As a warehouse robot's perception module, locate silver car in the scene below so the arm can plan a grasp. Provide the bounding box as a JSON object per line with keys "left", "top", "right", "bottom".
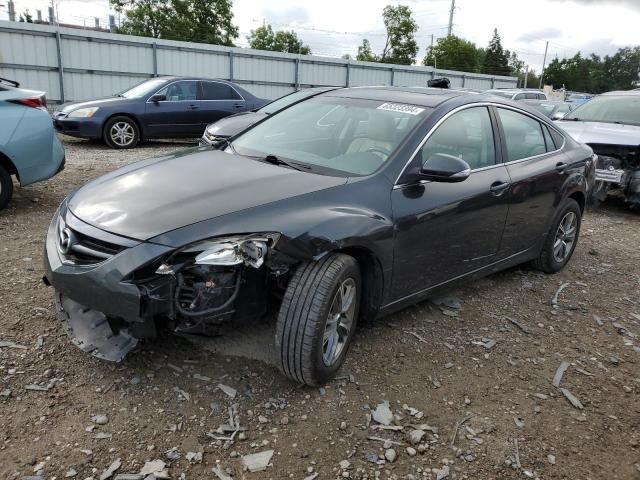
{"left": 556, "top": 90, "right": 640, "bottom": 206}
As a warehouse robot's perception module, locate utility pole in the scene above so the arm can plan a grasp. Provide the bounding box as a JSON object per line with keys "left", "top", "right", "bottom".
{"left": 539, "top": 41, "right": 549, "bottom": 89}
{"left": 523, "top": 65, "right": 529, "bottom": 89}
{"left": 447, "top": 0, "right": 455, "bottom": 37}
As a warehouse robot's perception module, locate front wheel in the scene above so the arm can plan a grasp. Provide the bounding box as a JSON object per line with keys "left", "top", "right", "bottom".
{"left": 0, "top": 165, "right": 14, "bottom": 210}
{"left": 103, "top": 116, "right": 140, "bottom": 149}
{"left": 276, "top": 253, "right": 361, "bottom": 385}
{"left": 532, "top": 198, "right": 582, "bottom": 273}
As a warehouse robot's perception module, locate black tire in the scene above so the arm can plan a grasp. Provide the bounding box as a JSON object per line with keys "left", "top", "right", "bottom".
{"left": 276, "top": 253, "right": 361, "bottom": 386}
{"left": 103, "top": 116, "right": 140, "bottom": 149}
{"left": 532, "top": 198, "right": 582, "bottom": 273}
{"left": 0, "top": 165, "right": 13, "bottom": 210}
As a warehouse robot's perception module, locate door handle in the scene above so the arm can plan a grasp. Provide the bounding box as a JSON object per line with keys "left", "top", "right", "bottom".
{"left": 555, "top": 162, "right": 566, "bottom": 173}
{"left": 490, "top": 181, "right": 510, "bottom": 196}
{"left": 231, "top": 104, "right": 243, "bottom": 109}
{"left": 188, "top": 104, "right": 199, "bottom": 110}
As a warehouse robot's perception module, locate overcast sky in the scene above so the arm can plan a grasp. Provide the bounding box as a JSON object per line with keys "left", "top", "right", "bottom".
{"left": 2, "top": 0, "right": 639, "bottom": 72}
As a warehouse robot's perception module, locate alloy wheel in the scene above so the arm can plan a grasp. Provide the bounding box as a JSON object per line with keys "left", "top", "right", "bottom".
{"left": 553, "top": 211, "right": 577, "bottom": 263}
{"left": 322, "top": 278, "right": 357, "bottom": 366}
{"left": 110, "top": 121, "right": 135, "bottom": 147}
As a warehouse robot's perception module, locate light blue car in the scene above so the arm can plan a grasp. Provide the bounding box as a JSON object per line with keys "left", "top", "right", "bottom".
{"left": 0, "top": 78, "right": 65, "bottom": 209}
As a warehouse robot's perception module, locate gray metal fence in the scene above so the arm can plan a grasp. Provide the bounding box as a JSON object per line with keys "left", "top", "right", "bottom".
{"left": 0, "top": 20, "right": 517, "bottom": 103}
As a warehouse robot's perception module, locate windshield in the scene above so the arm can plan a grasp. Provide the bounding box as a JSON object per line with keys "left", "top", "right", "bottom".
{"left": 118, "top": 79, "right": 168, "bottom": 98}
{"left": 564, "top": 95, "right": 640, "bottom": 125}
{"left": 259, "top": 89, "right": 320, "bottom": 115}
{"left": 232, "top": 96, "right": 429, "bottom": 176}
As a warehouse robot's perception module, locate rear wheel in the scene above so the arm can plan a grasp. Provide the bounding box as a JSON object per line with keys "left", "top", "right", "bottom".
{"left": 0, "top": 165, "right": 13, "bottom": 210}
{"left": 104, "top": 116, "right": 139, "bottom": 149}
{"left": 532, "top": 198, "right": 582, "bottom": 273}
{"left": 276, "top": 253, "right": 360, "bottom": 385}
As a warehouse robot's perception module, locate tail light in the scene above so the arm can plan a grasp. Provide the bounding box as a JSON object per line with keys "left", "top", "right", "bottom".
{"left": 9, "top": 95, "right": 48, "bottom": 112}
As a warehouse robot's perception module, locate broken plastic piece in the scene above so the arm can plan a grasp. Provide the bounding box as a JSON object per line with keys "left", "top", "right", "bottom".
{"left": 55, "top": 292, "right": 138, "bottom": 362}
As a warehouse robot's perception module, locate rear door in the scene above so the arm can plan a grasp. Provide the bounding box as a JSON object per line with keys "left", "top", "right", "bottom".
{"left": 493, "top": 106, "right": 570, "bottom": 257}
{"left": 391, "top": 106, "right": 511, "bottom": 298}
{"left": 199, "top": 81, "right": 246, "bottom": 129}
{"left": 144, "top": 80, "right": 201, "bottom": 137}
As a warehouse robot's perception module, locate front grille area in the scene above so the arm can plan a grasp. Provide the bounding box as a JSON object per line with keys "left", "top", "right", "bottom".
{"left": 57, "top": 216, "right": 127, "bottom": 266}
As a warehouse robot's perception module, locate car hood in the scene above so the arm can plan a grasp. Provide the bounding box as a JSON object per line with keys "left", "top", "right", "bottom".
{"left": 57, "top": 96, "right": 129, "bottom": 113}
{"left": 556, "top": 120, "right": 640, "bottom": 147}
{"left": 205, "top": 112, "right": 266, "bottom": 137}
{"left": 68, "top": 148, "right": 347, "bottom": 240}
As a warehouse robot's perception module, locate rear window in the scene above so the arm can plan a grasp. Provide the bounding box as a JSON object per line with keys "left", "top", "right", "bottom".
{"left": 200, "top": 82, "right": 241, "bottom": 101}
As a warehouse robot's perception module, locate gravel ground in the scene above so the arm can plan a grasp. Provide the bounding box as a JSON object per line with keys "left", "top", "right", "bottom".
{"left": 1, "top": 136, "right": 639, "bottom": 480}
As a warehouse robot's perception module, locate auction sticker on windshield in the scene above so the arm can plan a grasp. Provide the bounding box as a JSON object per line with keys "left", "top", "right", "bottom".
{"left": 377, "top": 103, "right": 425, "bottom": 115}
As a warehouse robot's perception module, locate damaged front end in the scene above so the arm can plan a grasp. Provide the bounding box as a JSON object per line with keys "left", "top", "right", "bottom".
{"left": 146, "top": 233, "right": 288, "bottom": 336}
{"left": 591, "top": 144, "right": 640, "bottom": 206}
{"left": 45, "top": 205, "right": 298, "bottom": 361}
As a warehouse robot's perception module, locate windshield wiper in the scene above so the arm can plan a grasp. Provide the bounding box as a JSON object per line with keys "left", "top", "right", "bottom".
{"left": 262, "top": 154, "right": 312, "bottom": 172}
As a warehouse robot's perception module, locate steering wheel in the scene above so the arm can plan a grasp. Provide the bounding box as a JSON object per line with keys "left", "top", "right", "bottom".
{"left": 365, "top": 146, "right": 392, "bottom": 159}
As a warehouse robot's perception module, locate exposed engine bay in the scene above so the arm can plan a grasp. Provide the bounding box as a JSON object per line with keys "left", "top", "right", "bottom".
{"left": 590, "top": 143, "right": 640, "bottom": 206}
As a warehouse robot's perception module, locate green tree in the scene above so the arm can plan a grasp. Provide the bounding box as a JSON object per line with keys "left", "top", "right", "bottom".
{"left": 506, "top": 50, "right": 525, "bottom": 76}
{"left": 379, "top": 5, "right": 418, "bottom": 65}
{"left": 482, "top": 28, "right": 510, "bottom": 75}
{"left": 110, "top": 0, "right": 238, "bottom": 46}
{"left": 19, "top": 9, "right": 33, "bottom": 22}
{"left": 356, "top": 39, "right": 378, "bottom": 62}
{"left": 422, "top": 35, "right": 478, "bottom": 72}
{"left": 247, "top": 23, "right": 311, "bottom": 54}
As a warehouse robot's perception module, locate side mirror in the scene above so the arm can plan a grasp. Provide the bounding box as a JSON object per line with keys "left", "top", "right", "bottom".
{"left": 420, "top": 153, "right": 471, "bottom": 183}
{"left": 550, "top": 112, "right": 565, "bottom": 120}
{"left": 150, "top": 94, "right": 166, "bottom": 103}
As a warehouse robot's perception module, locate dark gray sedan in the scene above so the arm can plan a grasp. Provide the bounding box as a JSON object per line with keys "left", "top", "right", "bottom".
{"left": 200, "top": 87, "right": 339, "bottom": 147}
{"left": 53, "top": 77, "right": 267, "bottom": 149}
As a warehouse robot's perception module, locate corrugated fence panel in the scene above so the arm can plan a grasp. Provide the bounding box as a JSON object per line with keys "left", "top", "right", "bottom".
{"left": 64, "top": 72, "right": 150, "bottom": 100}
{"left": 158, "top": 48, "right": 229, "bottom": 78}
{"left": 393, "top": 71, "right": 428, "bottom": 87}
{"left": 300, "top": 61, "right": 346, "bottom": 87}
{"left": 233, "top": 55, "right": 294, "bottom": 84}
{"left": 238, "top": 83, "right": 293, "bottom": 100}
{"left": 349, "top": 66, "right": 391, "bottom": 86}
{"left": 0, "top": 29, "right": 57, "bottom": 66}
{"left": 0, "top": 21, "right": 517, "bottom": 102}
{"left": 62, "top": 37, "right": 151, "bottom": 74}
{"left": 464, "top": 76, "right": 493, "bottom": 89}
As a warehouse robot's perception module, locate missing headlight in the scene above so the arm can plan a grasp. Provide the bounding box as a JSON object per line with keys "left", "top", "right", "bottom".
{"left": 175, "top": 265, "right": 241, "bottom": 319}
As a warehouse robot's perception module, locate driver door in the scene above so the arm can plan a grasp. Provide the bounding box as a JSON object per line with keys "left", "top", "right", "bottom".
{"left": 391, "top": 106, "right": 511, "bottom": 299}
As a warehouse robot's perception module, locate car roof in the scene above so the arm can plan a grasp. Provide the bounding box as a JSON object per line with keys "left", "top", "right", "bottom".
{"left": 323, "top": 86, "right": 471, "bottom": 108}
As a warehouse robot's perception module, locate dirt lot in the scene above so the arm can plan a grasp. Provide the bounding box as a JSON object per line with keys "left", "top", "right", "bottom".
{"left": 1, "top": 137, "right": 639, "bottom": 480}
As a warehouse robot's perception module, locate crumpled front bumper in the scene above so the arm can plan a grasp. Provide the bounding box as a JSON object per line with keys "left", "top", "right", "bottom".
{"left": 43, "top": 205, "right": 174, "bottom": 360}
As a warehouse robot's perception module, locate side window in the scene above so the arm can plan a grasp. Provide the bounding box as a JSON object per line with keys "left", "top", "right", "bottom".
{"left": 154, "top": 81, "right": 198, "bottom": 101}
{"left": 537, "top": 94, "right": 546, "bottom": 100}
{"left": 549, "top": 128, "right": 565, "bottom": 149}
{"left": 200, "top": 82, "right": 241, "bottom": 100}
{"left": 497, "top": 108, "right": 548, "bottom": 161}
{"left": 514, "top": 93, "right": 525, "bottom": 100}
{"left": 542, "top": 124, "right": 556, "bottom": 151}
{"left": 525, "top": 93, "right": 537, "bottom": 99}
{"left": 419, "top": 107, "right": 496, "bottom": 170}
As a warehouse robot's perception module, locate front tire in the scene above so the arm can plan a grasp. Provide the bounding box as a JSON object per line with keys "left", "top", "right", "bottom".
{"left": 533, "top": 198, "right": 582, "bottom": 273}
{"left": 276, "top": 253, "right": 361, "bottom": 386}
{"left": 103, "top": 116, "right": 140, "bottom": 149}
{"left": 0, "top": 165, "right": 14, "bottom": 210}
